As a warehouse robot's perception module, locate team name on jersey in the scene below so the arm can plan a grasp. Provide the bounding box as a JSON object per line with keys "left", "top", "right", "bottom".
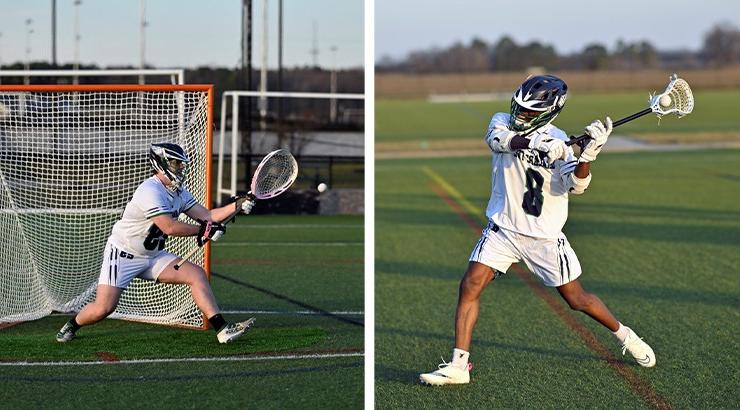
{"left": 515, "top": 149, "right": 556, "bottom": 169}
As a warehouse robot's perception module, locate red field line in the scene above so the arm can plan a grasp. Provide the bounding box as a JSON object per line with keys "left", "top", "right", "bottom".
{"left": 429, "top": 182, "right": 672, "bottom": 410}
{"left": 95, "top": 352, "right": 120, "bottom": 362}
{"left": 0, "top": 322, "right": 21, "bottom": 330}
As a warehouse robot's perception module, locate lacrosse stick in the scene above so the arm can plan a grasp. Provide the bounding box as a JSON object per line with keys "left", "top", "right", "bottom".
{"left": 566, "top": 74, "right": 694, "bottom": 148}
{"left": 174, "top": 149, "right": 299, "bottom": 270}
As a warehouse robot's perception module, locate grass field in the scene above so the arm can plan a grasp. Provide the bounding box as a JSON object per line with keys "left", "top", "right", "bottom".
{"left": 0, "top": 214, "right": 364, "bottom": 409}
{"left": 375, "top": 150, "right": 739, "bottom": 408}
{"left": 376, "top": 90, "right": 740, "bottom": 143}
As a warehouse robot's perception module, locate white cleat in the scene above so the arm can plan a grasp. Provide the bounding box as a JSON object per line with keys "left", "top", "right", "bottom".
{"left": 56, "top": 321, "right": 77, "bottom": 343}
{"left": 419, "top": 359, "right": 471, "bottom": 385}
{"left": 217, "top": 317, "right": 256, "bottom": 344}
{"left": 621, "top": 328, "right": 656, "bottom": 367}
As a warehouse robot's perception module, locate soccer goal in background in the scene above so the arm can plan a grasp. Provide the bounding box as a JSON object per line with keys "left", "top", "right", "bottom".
{"left": 0, "top": 84, "right": 212, "bottom": 329}
{"left": 0, "top": 68, "right": 186, "bottom": 85}
{"left": 216, "top": 90, "right": 365, "bottom": 206}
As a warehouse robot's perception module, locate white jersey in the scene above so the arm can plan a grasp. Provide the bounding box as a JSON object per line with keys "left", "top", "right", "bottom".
{"left": 484, "top": 113, "right": 576, "bottom": 239}
{"left": 109, "top": 176, "right": 197, "bottom": 257}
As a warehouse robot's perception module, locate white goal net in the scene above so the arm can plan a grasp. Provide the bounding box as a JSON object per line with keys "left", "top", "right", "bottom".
{"left": 0, "top": 84, "right": 213, "bottom": 328}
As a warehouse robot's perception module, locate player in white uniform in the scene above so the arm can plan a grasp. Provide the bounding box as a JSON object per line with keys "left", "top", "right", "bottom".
{"left": 56, "top": 143, "right": 257, "bottom": 344}
{"left": 420, "top": 75, "right": 656, "bottom": 385}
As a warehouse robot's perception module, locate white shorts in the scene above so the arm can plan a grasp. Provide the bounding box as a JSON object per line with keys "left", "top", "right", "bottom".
{"left": 98, "top": 240, "right": 179, "bottom": 289}
{"left": 469, "top": 222, "right": 582, "bottom": 287}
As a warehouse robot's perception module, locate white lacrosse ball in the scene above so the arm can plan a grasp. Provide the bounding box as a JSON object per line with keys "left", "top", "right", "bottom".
{"left": 317, "top": 183, "right": 328, "bottom": 193}
{"left": 659, "top": 94, "right": 672, "bottom": 108}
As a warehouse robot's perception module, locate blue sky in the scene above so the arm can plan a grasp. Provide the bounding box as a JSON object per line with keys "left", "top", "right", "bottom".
{"left": 0, "top": 0, "right": 364, "bottom": 69}
{"left": 375, "top": 0, "right": 740, "bottom": 60}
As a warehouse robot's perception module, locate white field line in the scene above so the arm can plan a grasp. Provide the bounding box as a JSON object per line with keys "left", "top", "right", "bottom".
{"left": 220, "top": 310, "right": 364, "bottom": 316}
{"left": 216, "top": 242, "right": 362, "bottom": 247}
{"left": 0, "top": 352, "right": 364, "bottom": 367}
{"left": 228, "top": 224, "right": 362, "bottom": 229}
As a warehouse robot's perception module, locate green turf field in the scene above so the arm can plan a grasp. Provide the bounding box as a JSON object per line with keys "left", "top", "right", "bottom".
{"left": 375, "top": 150, "right": 739, "bottom": 408}
{"left": 376, "top": 90, "right": 740, "bottom": 142}
{"left": 0, "top": 214, "right": 364, "bottom": 409}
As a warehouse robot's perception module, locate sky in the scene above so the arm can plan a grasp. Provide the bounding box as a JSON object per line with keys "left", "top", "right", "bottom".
{"left": 375, "top": 0, "right": 740, "bottom": 60}
{"left": 0, "top": 0, "right": 364, "bottom": 69}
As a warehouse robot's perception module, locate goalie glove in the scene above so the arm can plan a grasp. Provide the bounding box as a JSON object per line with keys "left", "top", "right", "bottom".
{"left": 197, "top": 220, "right": 226, "bottom": 246}
{"left": 579, "top": 117, "right": 612, "bottom": 163}
{"left": 233, "top": 195, "right": 256, "bottom": 215}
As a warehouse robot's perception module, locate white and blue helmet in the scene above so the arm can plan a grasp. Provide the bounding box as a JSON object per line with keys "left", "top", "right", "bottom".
{"left": 148, "top": 143, "right": 190, "bottom": 190}
{"left": 510, "top": 75, "right": 568, "bottom": 133}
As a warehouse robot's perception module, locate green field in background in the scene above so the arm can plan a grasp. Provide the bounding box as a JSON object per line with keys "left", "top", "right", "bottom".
{"left": 375, "top": 150, "right": 739, "bottom": 408}
{"left": 376, "top": 90, "right": 740, "bottom": 142}
{"left": 0, "top": 214, "right": 364, "bottom": 409}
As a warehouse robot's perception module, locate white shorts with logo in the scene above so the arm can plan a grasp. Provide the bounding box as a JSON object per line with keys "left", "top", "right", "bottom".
{"left": 469, "top": 221, "right": 582, "bottom": 287}
{"left": 98, "top": 239, "right": 179, "bottom": 289}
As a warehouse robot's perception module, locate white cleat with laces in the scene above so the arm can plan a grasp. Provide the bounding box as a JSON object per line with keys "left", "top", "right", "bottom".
{"left": 419, "top": 359, "right": 471, "bottom": 385}
{"left": 216, "top": 317, "right": 256, "bottom": 344}
{"left": 621, "top": 327, "right": 656, "bottom": 367}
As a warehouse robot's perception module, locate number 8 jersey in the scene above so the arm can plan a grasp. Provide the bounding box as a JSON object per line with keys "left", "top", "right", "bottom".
{"left": 109, "top": 176, "right": 198, "bottom": 257}
{"left": 484, "top": 113, "right": 576, "bottom": 239}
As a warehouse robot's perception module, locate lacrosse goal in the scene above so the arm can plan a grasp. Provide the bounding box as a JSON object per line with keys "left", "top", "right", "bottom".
{"left": 0, "top": 84, "right": 213, "bottom": 329}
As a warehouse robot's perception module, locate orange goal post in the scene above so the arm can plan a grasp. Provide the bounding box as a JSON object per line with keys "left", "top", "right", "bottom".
{"left": 0, "top": 84, "right": 213, "bottom": 329}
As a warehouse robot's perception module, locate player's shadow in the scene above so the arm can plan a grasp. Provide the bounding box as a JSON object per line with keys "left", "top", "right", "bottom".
{"left": 567, "top": 202, "right": 739, "bottom": 246}
{"left": 375, "top": 326, "right": 600, "bottom": 385}
{"left": 584, "top": 278, "right": 740, "bottom": 309}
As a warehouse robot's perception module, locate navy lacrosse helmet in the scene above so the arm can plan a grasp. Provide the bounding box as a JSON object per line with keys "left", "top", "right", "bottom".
{"left": 509, "top": 75, "right": 568, "bottom": 133}
{"left": 149, "top": 142, "right": 190, "bottom": 190}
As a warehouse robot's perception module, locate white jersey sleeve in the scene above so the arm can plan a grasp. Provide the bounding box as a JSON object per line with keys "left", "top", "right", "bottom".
{"left": 484, "top": 113, "right": 519, "bottom": 153}
{"left": 485, "top": 121, "right": 577, "bottom": 239}
{"left": 109, "top": 176, "right": 196, "bottom": 257}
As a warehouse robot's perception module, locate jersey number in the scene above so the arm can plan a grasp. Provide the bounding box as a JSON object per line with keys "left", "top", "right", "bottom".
{"left": 143, "top": 225, "right": 168, "bottom": 251}
{"left": 522, "top": 169, "right": 545, "bottom": 217}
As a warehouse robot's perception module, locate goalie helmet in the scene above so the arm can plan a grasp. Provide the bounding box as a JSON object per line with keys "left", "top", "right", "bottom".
{"left": 149, "top": 143, "right": 190, "bottom": 190}
{"left": 509, "top": 75, "right": 568, "bottom": 133}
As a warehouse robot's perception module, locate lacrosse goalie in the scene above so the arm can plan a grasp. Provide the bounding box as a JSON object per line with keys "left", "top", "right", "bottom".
{"left": 420, "top": 75, "right": 656, "bottom": 386}
{"left": 56, "top": 143, "right": 256, "bottom": 344}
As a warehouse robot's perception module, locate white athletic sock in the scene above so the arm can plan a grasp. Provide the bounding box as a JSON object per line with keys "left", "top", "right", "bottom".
{"left": 613, "top": 323, "right": 631, "bottom": 344}
{"left": 451, "top": 348, "right": 469, "bottom": 370}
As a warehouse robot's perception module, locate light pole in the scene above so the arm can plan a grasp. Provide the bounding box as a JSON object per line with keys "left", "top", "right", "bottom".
{"left": 139, "top": 0, "right": 147, "bottom": 84}
{"left": 330, "top": 46, "right": 338, "bottom": 123}
{"left": 0, "top": 32, "right": 3, "bottom": 68}
{"left": 258, "top": 0, "right": 268, "bottom": 130}
{"left": 73, "top": 0, "right": 82, "bottom": 84}
{"left": 25, "top": 19, "right": 34, "bottom": 85}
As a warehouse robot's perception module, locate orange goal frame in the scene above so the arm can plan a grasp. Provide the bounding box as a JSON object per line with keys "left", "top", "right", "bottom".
{"left": 0, "top": 84, "right": 215, "bottom": 329}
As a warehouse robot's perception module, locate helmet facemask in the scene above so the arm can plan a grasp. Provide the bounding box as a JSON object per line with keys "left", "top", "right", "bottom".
{"left": 509, "top": 75, "right": 568, "bottom": 134}
{"left": 149, "top": 143, "right": 190, "bottom": 191}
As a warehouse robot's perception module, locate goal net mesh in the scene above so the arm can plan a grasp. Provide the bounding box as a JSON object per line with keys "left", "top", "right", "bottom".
{"left": 0, "top": 86, "right": 211, "bottom": 328}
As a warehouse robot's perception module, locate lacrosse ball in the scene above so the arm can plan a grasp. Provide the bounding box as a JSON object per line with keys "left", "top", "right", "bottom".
{"left": 659, "top": 94, "right": 672, "bottom": 108}
{"left": 317, "top": 183, "right": 328, "bottom": 193}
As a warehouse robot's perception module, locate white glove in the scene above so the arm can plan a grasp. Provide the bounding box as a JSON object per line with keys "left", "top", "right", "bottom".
{"left": 528, "top": 133, "right": 567, "bottom": 163}
{"left": 234, "top": 195, "right": 256, "bottom": 215}
{"left": 579, "top": 117, "right": 612, "bottom": 162}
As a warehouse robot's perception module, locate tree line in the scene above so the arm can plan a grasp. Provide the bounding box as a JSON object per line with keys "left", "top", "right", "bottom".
{"left": 377, "top": 23, "right": 740, "bottom": 73}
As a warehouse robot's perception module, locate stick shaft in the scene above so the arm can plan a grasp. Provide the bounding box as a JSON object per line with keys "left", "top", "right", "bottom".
{"left": 173, "top": 209, "right": 240, "bottom": 271}
{"left": 566, "top": 107, "right": 653, "bottom": 146}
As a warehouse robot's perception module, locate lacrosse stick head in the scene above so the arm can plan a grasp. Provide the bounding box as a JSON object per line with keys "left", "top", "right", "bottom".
{"left": 648, "top": 74, "right": 694, "bottom": 118}
{"left": 250, "top": 149, "right": 299, "bottom": 200}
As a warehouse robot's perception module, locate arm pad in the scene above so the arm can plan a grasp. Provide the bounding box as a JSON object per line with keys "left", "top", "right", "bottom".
{"left": 484, "top": 113, "right": 518, "bottom": 153}
{"left": 567, "top": 172, "right": 592, "bottom": 195}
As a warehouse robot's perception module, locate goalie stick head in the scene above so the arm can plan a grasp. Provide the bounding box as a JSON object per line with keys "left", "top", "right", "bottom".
{"left": 149, "top": 142, "right": 190, "bottom": 191}
{"left": 510, "top": 75, "right": 568, "bottom": 134}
